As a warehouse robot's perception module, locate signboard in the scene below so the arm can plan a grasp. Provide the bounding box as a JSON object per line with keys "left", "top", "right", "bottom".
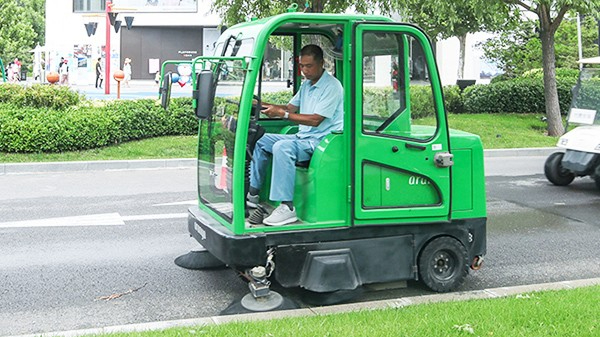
{"left": 568, "top": 108, "right": 597, "bottom": 125}
{"left": 112, "top": 0, "right": 197, "bottom": 12}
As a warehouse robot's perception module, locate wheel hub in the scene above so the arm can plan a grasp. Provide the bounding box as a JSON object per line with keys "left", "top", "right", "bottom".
{"left": 432, "top": 251, "right": 455, "bottom": 279}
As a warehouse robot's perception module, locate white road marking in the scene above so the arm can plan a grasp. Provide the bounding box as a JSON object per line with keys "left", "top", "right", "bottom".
{"left": 122, "top": 213, "right": 188, "bottom": 221}
{"left": 0, "top": 213, "right": 124, "bottom": 229}
{"left": 153, "top": 200, "right": 197, "bottom": 206}
{"left": 0, "top": 212, "right": 189, "bottom": 229}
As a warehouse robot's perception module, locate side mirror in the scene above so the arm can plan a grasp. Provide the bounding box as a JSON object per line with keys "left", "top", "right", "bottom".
{"left": 160, "top": 72, "right": 173, "bottom": 110}
{"left": 194, "top": 70, "right": 215, "bottom": 119}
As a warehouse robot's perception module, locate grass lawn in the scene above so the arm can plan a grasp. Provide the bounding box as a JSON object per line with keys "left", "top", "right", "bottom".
{"left": 99, "top": 285, "right": 599, "bottom": 337}
{"left": 0, "top": 113, "right": 559, "bottom": 163}
{"left": 0, "top": 135, "right": 198, "bottom": 163}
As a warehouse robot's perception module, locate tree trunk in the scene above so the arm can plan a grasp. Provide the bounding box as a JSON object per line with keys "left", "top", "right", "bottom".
{"left": 457, "top": 33, "right": 466, "bottom": 79}
{"left": 539, "top": 28, "right": 565, "bottom": 136}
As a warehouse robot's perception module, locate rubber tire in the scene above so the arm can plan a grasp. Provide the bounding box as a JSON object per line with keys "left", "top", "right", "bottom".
{"left": 544, "top": 152, "right": 575, "bottom": 186}
{"left": 418, "top": 237, "right": 469, "bottom": 293}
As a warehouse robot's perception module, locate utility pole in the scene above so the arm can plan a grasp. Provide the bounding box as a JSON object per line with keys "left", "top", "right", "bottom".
{"left": 105, "top": 0, "right": 112, "bottom": 95}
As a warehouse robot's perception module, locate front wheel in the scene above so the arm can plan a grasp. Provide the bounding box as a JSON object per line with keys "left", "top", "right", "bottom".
{"left": 418, "top": 237, "right": 469, "bottom": 292}
{"left": 544, "top": 152, "right": 575, "bottom": 186}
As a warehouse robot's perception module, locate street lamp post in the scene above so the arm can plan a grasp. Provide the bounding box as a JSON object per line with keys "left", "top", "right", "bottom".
{"left": 105, "top": 0, "right": 112, "bottom": 95}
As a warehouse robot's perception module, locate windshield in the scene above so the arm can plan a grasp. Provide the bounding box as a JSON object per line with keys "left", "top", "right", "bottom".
{"left": 197, "top": 38, "right": 255, "bottom": 222}
{"left": 570, "top": 67, "right": 600, "bottom": 126}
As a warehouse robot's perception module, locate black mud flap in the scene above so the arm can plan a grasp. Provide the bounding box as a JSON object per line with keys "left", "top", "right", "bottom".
{"left": 300, "top": 249, "right": 360, "bottom": 292}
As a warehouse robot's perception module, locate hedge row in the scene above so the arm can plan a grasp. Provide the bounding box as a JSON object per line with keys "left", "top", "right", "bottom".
{"left": 0, "top": 71, "right": 589, "bottom": 153}
{"left": 0, "top": 97, "right": 196, "bottom": 153}
{"left": 0, "top": 84, "right": 83, "bottom": 110}
{"left": 462, "top": 78, "right": 574, "bottom": 114}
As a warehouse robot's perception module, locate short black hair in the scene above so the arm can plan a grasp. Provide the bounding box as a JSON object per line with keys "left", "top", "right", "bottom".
{"left": 300, "top": 44, "right": 324, "bottom": 63}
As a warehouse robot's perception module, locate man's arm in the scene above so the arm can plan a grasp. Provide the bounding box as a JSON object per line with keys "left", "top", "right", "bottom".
{"left": 261, "top": 103, "right": 325, "bottom": 127}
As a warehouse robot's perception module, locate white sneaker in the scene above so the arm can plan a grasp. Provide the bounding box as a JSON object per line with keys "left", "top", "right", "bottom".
{"left": 246, "top": 193, "right": 259, "bottom": 208}
{"left": 263, "top": 204, "right": 297, "bottom": 226}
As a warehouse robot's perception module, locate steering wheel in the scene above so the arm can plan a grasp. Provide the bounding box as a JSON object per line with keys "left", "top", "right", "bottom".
{"left": 252, "top": 94, "right": 263, "bottom": 120}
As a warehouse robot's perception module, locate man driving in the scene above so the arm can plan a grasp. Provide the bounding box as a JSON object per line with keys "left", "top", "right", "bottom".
{"left": 247, "top": 44, "right": 344, "bottom": 226}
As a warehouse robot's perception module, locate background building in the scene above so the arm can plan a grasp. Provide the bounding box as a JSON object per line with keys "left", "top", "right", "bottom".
{"left": 45, "top": 0, "right": 221, "bottom": 85}
{"left": 45, "top": 2, "right": 489, "bottom": 87}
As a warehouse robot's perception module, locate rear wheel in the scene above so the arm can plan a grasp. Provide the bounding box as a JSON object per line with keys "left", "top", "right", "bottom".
{"left": 418, "top": 237, "right": 468, "bottom": 292}
{"left": 544, "top": 152, "right": 575, "bottom": 186}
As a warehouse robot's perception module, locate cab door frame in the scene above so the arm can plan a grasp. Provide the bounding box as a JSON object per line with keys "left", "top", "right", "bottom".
{"left": 351, "top": 22, "right": 452, "bottom": 225}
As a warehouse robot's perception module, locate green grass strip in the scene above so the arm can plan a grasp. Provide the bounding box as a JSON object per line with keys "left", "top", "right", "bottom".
{"left": 103, "top": 286, "right": 599, "bottom": 337}
{"left": 0, "top": 135, "right": 198, "bottom": 163}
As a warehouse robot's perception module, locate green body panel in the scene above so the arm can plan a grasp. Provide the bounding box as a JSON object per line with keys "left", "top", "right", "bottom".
{"left": 362, "top": 163, "right": 440, "bottom": 207}
{"left": 294, "top": 133, "right": 346, "bottom": 224}
{"left": 449, "top": 129, "right": 487, "bottom": 219}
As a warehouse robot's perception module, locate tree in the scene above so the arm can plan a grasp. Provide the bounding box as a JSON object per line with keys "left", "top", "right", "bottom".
{"left": 21, "top": 0, "right": 46, "bottom": 47}
{"left": 0, "top": 0, "right": 42, "bottom": 70}
{"left": 495, "top": 0, "right": 600, "bottom": 136}
{"left": 396, "top": 0, "right": 509, "bottom": 79}
{"left": 212, "top": 0, "right": 399, "bottom": 26}
{"left": 481, "top": 15, "right": 599, "bottom": 76}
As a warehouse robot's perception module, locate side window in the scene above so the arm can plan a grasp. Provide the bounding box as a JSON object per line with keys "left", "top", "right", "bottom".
{"left": 361, "top": 32, "right": 438, "bottom": 141}
{"left": 256, "top": 35, "right": 295, "bottom": 111}
{"left": 302, "top": 34, "right": 337, "bottom": 77}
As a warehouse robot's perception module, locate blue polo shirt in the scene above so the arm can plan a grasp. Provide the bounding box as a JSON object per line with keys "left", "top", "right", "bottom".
{"left": 289, "top": 70, "right": 344, "bottom": 140}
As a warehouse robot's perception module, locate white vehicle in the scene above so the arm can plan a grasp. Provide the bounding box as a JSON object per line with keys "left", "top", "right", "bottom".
{"left": 544, "top": 57, "right": 600, "bottom": 190}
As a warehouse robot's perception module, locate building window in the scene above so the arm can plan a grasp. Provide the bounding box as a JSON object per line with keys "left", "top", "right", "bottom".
{"left": 73, "top": 0, "right": 106, "bottom": 13}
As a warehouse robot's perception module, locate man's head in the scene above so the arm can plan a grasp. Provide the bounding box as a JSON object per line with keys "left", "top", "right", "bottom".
{"left": 299, "top": 44, "right": 324, "bottom": 83}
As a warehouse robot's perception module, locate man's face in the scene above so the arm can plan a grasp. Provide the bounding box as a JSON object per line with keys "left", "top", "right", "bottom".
{"left": 298, "top": 55, "right": 323, "bottom": 82}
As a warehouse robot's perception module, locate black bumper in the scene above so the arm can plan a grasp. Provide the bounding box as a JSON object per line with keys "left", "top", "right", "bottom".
{"left": 188, "top": 206, "right": 486, "bottom": 269}
{"left": 187, "top": 206, "right": 267, "bottom": 267}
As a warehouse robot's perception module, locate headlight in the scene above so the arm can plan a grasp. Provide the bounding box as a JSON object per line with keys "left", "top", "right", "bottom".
{"left": 559, "top": 138, "right": 568, "bottom": 146}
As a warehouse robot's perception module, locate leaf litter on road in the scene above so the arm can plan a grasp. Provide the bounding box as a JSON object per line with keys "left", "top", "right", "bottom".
{"left": 95, "top": 283, "right": 148, "bottom": 301}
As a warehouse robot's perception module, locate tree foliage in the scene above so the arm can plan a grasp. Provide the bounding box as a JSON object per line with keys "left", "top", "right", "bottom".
{"left": 396, "top": 0, "right": 510, "bottom": 78}
{"left": 493, "top": 0, "right": 600, "bottom": 136}
{"left": 481, "top": 15, "right": 599, "bottom": 76}
{"left": 212, "top": 0, "right": 399, "bottom": 26}
{"left": 0, "top": 0, "right": 44, "bottom": 69}
{"left": 397, "top": 0, "right": 508, "bottom": 41}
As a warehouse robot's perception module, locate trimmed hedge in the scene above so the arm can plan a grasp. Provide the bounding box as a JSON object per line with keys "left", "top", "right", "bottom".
{"left": 0, "top": 95, "right": 197, "bottom": 153}
{"left": 0, "top": 83, "right": 83, "bottom": 110}
{"left": 463, "top": 78, "right": 573, "bottom": 114}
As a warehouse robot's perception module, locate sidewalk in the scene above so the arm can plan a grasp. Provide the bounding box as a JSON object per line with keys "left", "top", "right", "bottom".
{"left": 0, "top": 147, "right": 560, "bottom": 175}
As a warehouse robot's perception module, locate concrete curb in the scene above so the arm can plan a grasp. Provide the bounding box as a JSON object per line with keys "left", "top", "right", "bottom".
{"left": 9, "top": 277, "right": 600, "bottom": 337}
{"left": 483, "top": 147, "right": 561, "bottom": 158}
{"left": 0, "top": 158, "right": 196, "bottom": 175}
{"left": 0, "top": 148, "right": 561, "bottom": 175}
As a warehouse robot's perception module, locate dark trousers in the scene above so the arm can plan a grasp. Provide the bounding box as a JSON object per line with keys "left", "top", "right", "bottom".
{"left": 95, "top": 74, "right": 103, "bottom": 88}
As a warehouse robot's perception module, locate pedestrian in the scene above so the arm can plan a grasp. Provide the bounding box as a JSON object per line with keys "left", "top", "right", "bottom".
{"left": 95, "top": 57, "right": 103, "bottom": 89}
{"left": 6, "top": 61, "right": 14, "bottom": 83}
{"left": 12, "top": 58, "right": 21, "bottom": 82}
{"left": 123, "top": 57, "right": 132, "bottom": 87}
{"left": 154, "top": 71, "right": 161, "bottom": 86}
{"left": 59, "top": 58, "right": 69, "bottom": 85}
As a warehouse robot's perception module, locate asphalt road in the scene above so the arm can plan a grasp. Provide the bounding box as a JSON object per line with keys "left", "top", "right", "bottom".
{"left": 1, "top": 155, "right": 599, "bottom": 335}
